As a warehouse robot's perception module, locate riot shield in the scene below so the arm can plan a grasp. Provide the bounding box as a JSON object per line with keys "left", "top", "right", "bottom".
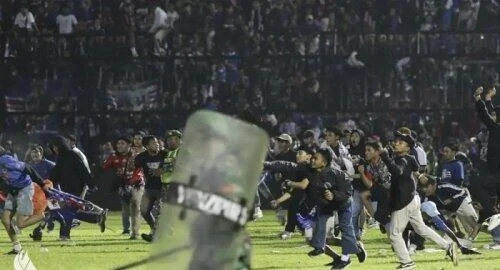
{"left": 150, "top": 110, "right": 268, "bottom": 270}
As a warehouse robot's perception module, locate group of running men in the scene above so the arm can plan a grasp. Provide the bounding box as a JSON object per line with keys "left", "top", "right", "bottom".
{"left": 258, "top": 86, "right": 500, "bottom": 270}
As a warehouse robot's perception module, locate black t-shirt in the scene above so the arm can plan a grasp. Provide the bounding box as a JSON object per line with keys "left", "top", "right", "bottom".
{"left": 135, "top": 150, "right": 167, "bottom": 190}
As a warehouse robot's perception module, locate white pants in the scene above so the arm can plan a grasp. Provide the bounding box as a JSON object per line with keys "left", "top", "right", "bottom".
{"left": 390, "top": 195, "right": 450, "bottom": 264}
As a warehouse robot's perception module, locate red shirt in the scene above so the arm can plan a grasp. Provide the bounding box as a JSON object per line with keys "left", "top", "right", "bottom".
{"left": 102, "top": 151, "right": 144, "bottom": 186}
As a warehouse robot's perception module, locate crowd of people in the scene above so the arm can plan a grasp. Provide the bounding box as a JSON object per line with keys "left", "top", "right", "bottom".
{"left": 0, "top": 84, "right": 499, "bottom": 270}
{"left": 1, "top": 0, "right": 499, "bottom": 58}
{"left": 0, "top": 129, "right": 182, "bottom": 253}
{"left": 1, "top": 1, "right": 500, "bottom": 268}
{"left": 255, "top": 85, "right": 500, "bottom": 269}
{"left": 2, "top": 1, "right": 499, "bottom": 154}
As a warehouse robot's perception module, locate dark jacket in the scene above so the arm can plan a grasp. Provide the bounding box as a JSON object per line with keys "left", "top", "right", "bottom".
{"left": 49, "top": 136, "right": 92, "bottom": 195}
{"left": 381, "top": 153, "right": 419, "bottom": 211}
{"left": 305, "top": 167, "right": 352, "bottom": 214}
{"left": 476, "top": 99, "right": 500, "bottom": 174}
{"left": 265, "top": 150, "right": 297, "bottom": 197}
{"left": 263, "top": 160, "right": 309, "bottom": 180}
{"left": 263, "top": 160, "right": 310, "bottom": 201}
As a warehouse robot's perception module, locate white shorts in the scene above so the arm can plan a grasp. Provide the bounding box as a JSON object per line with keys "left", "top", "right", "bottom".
{"left": 4, "top": 183, "right": 35, "bottom": 216}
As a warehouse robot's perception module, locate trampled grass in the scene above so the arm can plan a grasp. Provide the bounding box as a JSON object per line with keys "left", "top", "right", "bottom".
{"left": 0, "top": 211, "right": 499, "bottom": 269}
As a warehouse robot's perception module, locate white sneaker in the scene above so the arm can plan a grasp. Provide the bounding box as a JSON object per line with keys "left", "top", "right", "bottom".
{"left": 280, "top": 231, "right": 292, "bottom": 240}
{"left": 253, "top": 207, "right": 263, "bottom": 220}
{"left": 396, "top": 261, "right": 416, "bottom": 269}
{"left": 483, "top": 242, "right": 500, "bottom": 250}
{"left": 367, "top": 217, "right": 379, "bottom": 228}
{"left": 487, "top": 214, "right": 500, "bottom": 231}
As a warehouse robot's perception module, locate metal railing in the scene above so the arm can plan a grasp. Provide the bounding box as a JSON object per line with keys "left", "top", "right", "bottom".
{"left": 1, "top": 31, "right": 499, "bottom": 61}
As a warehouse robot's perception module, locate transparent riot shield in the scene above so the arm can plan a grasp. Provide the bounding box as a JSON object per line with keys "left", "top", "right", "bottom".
{"left": 150, "top": 110, "right": 268, "bottom": 270}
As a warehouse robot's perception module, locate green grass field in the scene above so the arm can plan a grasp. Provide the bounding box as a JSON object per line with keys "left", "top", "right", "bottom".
{"left": 1, "top": 211, "right": 500, "bottom": 270}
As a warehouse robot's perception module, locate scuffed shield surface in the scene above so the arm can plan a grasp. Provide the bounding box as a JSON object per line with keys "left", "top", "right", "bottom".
{"left": 151, "top": 110, "right": 268, "bottom": 270}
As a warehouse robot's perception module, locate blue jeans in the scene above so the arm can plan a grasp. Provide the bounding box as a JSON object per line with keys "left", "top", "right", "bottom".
{"left": 338, "top": 201, "right": 360, "bottom": 255}
{"left": 351, "top": 190, "right": 364, "bottom": 239}
{"left": 492, "top": 226, "right": 500, "bottom": 243}
{"left": 311, "top": 202, "right": 359, "bottom": 255}
{"left": 311, "top": 213, "right": 331, "bottom": 250}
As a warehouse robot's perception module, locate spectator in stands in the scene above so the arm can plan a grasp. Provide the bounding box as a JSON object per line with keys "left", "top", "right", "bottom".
{"left": 56, "top": 5, "right": 77, "bottom": 35}
{"left": 248, "top": 0, "right": 263, "bottom": 34}
{"left": 149, "top": 3, "right": 168, "bottom": 56}
{"left": 56, "top": 5, "right": 77, "bottom": 55}
{"left": 14, "top": 5, "right": 38, "bottom": 34}
{"left": 119, "top": 0, "right": 138, "bottom": 57}
{"left": 165, "top": 4, "right": 179, "bottom": 29}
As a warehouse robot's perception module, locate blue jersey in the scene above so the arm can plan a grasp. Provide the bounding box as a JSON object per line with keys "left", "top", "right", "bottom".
{"left": 440, "top": 160, "right": 464, "bottom": 186}
{"left": 31, "top": 159, "right": 56, "bottom": 180}
{"left": 0, "top": 154, "right": 32, "bottom": 190}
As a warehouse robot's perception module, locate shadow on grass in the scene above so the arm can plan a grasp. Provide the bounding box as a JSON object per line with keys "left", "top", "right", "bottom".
{"left": 253, "top": 267, "right": 295, "bottom": 270}
{"left": 40, "top": 240, "right": 148, "bottom": 247}
{"left": 68, "top": 249, "right": 149, "bottom": 254}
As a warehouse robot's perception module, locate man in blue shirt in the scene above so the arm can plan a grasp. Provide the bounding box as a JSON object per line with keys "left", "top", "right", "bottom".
{"left": 0, "top": 146, "right": 47, "bottom": 254}
{"left": 29, "top": 146, "right": 55, "bottom": 180}
{"left": 441, "top": 142, "right": 465, "bottom": 187}
{"left": 421, "top": 176, "right": 480, "bottom": 245}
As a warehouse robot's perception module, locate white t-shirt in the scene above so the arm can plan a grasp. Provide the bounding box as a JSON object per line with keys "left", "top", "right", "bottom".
{"left": 14, "top": 12, "right": 36, "bottom": 29}
{"left": 150, "top": 7, "right": 168, "bottom": 33}
{"left": 56, "top": 14, "right": 78, "bottom": 34}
